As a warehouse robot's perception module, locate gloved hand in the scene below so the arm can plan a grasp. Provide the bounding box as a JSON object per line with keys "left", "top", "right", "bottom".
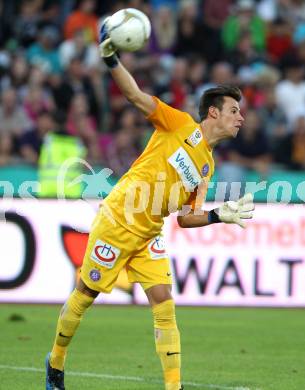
{"left": 218, "top": 193, "right": 254, "bottom": 228}
{"left": 208, "top": 193, "right": 254, "bottom": 228}
{"left": 99, "top": 17, "right": 119, "bottom": 68}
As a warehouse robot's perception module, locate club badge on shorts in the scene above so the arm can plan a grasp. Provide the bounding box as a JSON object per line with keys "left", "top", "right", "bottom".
{"left": 148, "top": 235, "right": 168, "bottom": 260}
{"left": 90, "top": 239, "right": 121, "bottom": 269}
{"left": 89, "top": 269, "right": 101, "bottom": 282}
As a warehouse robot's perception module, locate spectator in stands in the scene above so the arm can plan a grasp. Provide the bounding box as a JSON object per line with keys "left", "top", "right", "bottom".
{"left": 202, "top": 0, "right": 233, "bottom": 31}
{"left": 23, "top": 65, "right": 55, "bottom": 107}
{"left": 201, "top": 0, "right": 233, "bottom": 62}
{"left": 187, "top": 56, "right": 207, "bottom": 95}
{"left": 278, "top": 0, "right": 305, "bottom": 25}
{"left": 222, "top": 0, "right": 266, "bottom": 53}
{"left": 40, "top": 0, "right": 62, "bottom": 30}
{"left": 281, "top": 33, "right": 305, "bottom": 67}
{"left": 27, "top": 65, "right": 48, "bottom": 88}
{"left": 26, "top": 25, "right": 62, "bottom": 75}
{"left": 69, "top": 113, "right": 100, "bottom": 164}
{"left": 105, "top": 127, "right": 140, "bottom": 177}
{"left": 59, "top": 28, "right": 100, "bottom": 71}
{"left": 207, "top": 61, "right": 235, "bottom": 88}
{"left": 274, "top": 115, "right": 305, "bottom": 170}
{"left": 182, "top": 94, "right": 198, "bottom": 120}
{"left": 240, "top": 64, "right": 280, "bottom": 109}
{"left": 295, "top": 39, "right": 305, "bottom": 63}
{"left": 195, "top": 62, "right": 235, "bottom": 102}
{"left": 152, "top": 56, "right": 188, "bottom": 109}
{"left": 0, "top": 87, "right": 32, "bottom": 142}
{"left": 149, "top": 5, "right": 177, "bottom": 54}
{"left": 275, "top": 58, "right": 305, "bottom": 125}
{"left": 217, "top": 109, "right": 272, "bottom": 199}
{"left": 0, "top": 132, "right": 14, "bottom": 165}
{"left": 257, "top": 86, "right": 288, "bottom": 144}
{"left": 23, "top": 84, "right": 55, "bottom": 123}
{"left": 128, "top": 102, "right": 154, "bottom": 151}
{"left": 50, "top": 56, "right": 99, "bottom": 122}
{"left": 175, "top": 0, "right": 213, "bottom": 60}
{"left": 19, "top": 109, "right": 55, "bottom": 164}
{"left": 266, "top": 17, "right": 293, "bottom": 64}
{"left": 100, "top": 105, "right": 142, "bottom": 175}
{"left": 117, "top": 106, "right": 139, "bottom": 132}
{"left": 13, "top": 0, "right": 42, "bottom": 48}
{"left": 0, "top": 1, "right": 12, "bottom": 47}
{"left": 167, "top": 57, "right": 189, "bottom": 109}
{"left": 1, "top": 55, "right": 29, "bottom": 99}
{"left": 66, "top": 92, "right": 99, "bottom": 163}
{"left": 37, "top": 110, "right": 86, "bottom": 198}
{"left": 64, "top": 0, "right": 98, "bottom": 43}
{"left": 66, "top": 92, "right": 97, "bottom": 135}
{"left": 226, "top": 31, "right": 266, "bottom": 72}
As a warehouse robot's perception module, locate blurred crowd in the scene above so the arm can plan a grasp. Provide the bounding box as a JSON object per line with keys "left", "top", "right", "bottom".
{"left": 0, "top": 0, "right": 305, "bottom": 180}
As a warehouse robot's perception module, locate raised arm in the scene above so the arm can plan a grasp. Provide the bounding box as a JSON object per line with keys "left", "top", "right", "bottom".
{"left": 110, "top": 62, "right": 156, "bottom": 116}
{"left": 99, "top": 20, "right": 156, "bottom": 117}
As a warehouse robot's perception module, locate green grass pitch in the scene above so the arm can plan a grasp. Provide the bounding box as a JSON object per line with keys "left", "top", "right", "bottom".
{"left": 0, "top": 304, "right": 304, "bottom": 390}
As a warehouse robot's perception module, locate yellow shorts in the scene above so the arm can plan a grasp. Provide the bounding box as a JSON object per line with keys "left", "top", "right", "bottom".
{"left": 80, "top": 211, "right": 172, "bottom": 293}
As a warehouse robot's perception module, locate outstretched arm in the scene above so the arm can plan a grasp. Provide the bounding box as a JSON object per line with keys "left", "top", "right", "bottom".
{"left": 100, "top": 20, "right": 156, "bottom": 117}
{"left": 177, "top": 193, "right": 255, "bottom": 229}
{"left": 177, "top": 210, "right": 210, "bottom": 228}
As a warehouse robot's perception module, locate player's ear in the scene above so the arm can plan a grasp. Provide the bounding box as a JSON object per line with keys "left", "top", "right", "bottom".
{"left": 208, "top": 106, "right": 218, "bottom": 119}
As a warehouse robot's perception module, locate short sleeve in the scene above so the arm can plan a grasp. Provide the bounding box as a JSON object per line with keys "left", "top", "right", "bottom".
{"left": 146, "top": 97, "right": 192, "bottom": 132}
{"left": 186, "top": 178, "right": 210, "bottom": 210}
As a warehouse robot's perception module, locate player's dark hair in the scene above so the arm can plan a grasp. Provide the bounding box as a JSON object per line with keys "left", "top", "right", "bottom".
{"left": 198, "top": 85, "right": 242, "bottom": 121}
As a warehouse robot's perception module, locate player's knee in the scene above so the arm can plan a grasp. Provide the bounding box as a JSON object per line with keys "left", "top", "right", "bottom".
{"left": 152, "top": 299, "right": 177, "bottom": 329}
{"left": 76, "top": 278, "right": 99, "bottom": 298}
{"left": 145, "top": 283, "right": 172, "bottom": 306}
{"left": 66, "top": 289, "right": 94, "bottom": 316}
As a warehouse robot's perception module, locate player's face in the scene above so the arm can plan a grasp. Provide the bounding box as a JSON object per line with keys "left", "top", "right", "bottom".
{"left": 218, "top": 97, "right": 244, "bottom": 138}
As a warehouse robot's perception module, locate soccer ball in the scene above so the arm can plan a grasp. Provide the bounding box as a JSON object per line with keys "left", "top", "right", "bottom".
{"left": 107, "top": 8, "right": 151, "bottom": 52}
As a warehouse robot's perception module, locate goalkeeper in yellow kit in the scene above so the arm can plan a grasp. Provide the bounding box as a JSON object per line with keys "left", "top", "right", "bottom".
{"left": 45, "top": 19, "right": 255, "bottom": 390}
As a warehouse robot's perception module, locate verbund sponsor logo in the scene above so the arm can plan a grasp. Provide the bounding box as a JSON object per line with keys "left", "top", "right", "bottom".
{"left": 168, "top": 147, "right": 201, "bottom": 191}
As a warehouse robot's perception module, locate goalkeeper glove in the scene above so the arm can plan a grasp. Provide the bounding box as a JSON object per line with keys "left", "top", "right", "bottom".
{"left": 99, "top": 17, "right": 119, "bottom": 68}
{"left": 208, "top": 193, "right": 254, "bottom": 228}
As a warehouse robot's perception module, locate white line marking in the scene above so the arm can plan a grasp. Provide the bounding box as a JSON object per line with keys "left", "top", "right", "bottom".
{"left": 0, "top": 364, "right": 260, "bottom": 390}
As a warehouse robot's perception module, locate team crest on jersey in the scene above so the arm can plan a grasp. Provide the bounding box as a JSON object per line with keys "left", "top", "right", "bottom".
{"left": 185, "top": 128, "right": 203, "bottom": 148}
{"left": 90, "top": 239, "right": 120, "bottom": 269}
{"left": 148, "top": 235, "right": 168, "bottom": 260}
{"left": 168, "top": 147, "right": 201, "bottom": 191}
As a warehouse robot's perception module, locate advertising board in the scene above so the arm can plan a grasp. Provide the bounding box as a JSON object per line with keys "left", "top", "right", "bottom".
{"left": 1, "top": 199, "right": 304, "bottom": 306}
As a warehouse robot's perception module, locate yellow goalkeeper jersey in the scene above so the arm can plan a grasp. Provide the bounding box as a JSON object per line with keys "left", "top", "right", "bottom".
{"left": 103, "top": 97, "right": 215, "bottom": 238}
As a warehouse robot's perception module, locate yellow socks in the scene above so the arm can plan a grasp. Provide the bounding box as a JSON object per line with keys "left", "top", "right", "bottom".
{"left": 50, "top": 290, "right": 181, "bottom": 390}
{"left": 50, "top": 289, "right": 94, "bottom": 370}
{"left": 152, "top": 299, "right": 181, "bottom": 390}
